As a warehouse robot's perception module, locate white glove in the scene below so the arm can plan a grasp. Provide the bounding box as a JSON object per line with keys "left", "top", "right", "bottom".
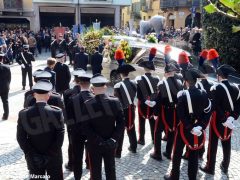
{"left": 154, "top": 116, "right": 158, "bottom": 120}
{"left": 144, "top": 100, "right": 156, "bottom": 107}
{"left": 191, "top": 127, "right": 202, "bottom": 136}
{"left": 21, "top": 64, "right": 25, "bottom": 68}
{"left": 222, "top": 116, "right": 235, "bottom": 130}
{"left": 195, "top": 126, "right": 202, "bottom": 131}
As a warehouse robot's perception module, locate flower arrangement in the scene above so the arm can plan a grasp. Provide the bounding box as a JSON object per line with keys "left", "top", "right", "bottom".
{"left": 118, "top": 40, "right": 132, "bottom": 63}
{"left": 147, "top": 33, "right": 158, "bottom": 43}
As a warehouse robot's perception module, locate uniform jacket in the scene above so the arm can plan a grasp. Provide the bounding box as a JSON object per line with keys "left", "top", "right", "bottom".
{"left": 53, "top": 62, "right": 71, "bottom": 92}
{"left": 16, "top": 51, "right": 35, "bottom": 68}
{"left": 17, "top": 102, "right": 65, "bottom": 156}
{"left": 91, "top": 52, "right": 103, "bottom": 71}
{"left": 74, "top": 52, "right": 89, "bottom": 71}
{"left": 58, "top": 39, "right": 67, "bottom": 53}
{"left": 44, "top": 67, "right": 56, "bottom": 89}
{"left": 0, "top": 63, "right": 11, "bottom": 93}
{"left": 114, "top": 78, "right": 137, "bottom": 109}
{"left": 24, "top": 90, "right": 64, "bottom": 110}
{"left": 83, "top": 94, "right": 125, "bottom": 145}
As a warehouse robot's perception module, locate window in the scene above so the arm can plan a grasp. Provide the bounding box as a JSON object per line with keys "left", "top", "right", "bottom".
{"left": 4, "top": 0, "right": 23, "bottom": 9}
{"left": 148, "top": 16, "right": 151, "bottom": 19}
{"left": 143, "top": 16, "right": 146, "bottom": 20}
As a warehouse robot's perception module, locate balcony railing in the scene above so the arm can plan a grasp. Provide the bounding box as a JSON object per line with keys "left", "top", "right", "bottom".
{"left": 160, "top": 0, "right": 199, "bottom": 8}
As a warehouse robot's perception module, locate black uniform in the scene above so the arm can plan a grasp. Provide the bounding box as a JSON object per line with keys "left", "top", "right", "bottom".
{"left": 83, "top": 94, "right": 125, "bottom": 180}
{"left": 153, "top": 76, "right": 183, "bottom": 159}
{"left": 44, "top": 67, "right": 56, "bottom": 90}
{"left": 16, "top": 51, "right": 35, "bottom": 88}
{"left": 114, "top": 78, "right": 137, "bottom": 156}
{"left": 91, "top": 51, "right": 103, "bottom": 75}
{"left": 53, "top": 61, "right": 71, "bottom": 94}
{"left": 58, "top": 39, "right": 67, "bottom": 54}
{"left": 204, "top": 80, "right": 240, "bottom": 173}
{"left": 169, "top": 87, "right": 211, "bottom": 180}
{"left": 135, "top": 73, "right": 159, "bottom": 144}
{"left": 17, "top": 102, "right": 65, "bottom": 180}
{"left": 67, "top": 39, "right": 76, "bottom": 65}
{"left": 74, "top": 52, "right": 89, "bottom": 71}
{"left": 24, "top": 90, "right": 64, "bottom": 109}
{"left": 50, "top": 39, "right": 58, "bottom": 58}
{"left": 66, "top": 90, "right": 94, "bottom": 180}
{"left": 63, "top": 85, "right": 81, "bottom": 170}
{"left": 0, "top": 62, "right": 11, "bottom": 119}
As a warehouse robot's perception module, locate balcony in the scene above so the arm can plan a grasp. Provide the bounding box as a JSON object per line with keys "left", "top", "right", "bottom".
{"left": 3, "top": 0, "right": 23, "bottom": 10}
{"left": 160, "top": 0, "right": 199, "bottom": 9}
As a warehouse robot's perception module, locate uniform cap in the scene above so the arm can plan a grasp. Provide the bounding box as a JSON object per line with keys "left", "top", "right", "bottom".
{"left": 114, "top": 49, "right": 125, "bottom": 60}
{"left": 35, "top": 70, "right": 52, "bottom": 79}
{"left": 139, "top": 60, "right": 155, "bottom": 71}
{"left": 23, "top": 44, "right": 29, "bottom": 49}
{"left": 164, "top": 45, "right": 172, "bottom": 54}
{"left": 150, "top": 47, "right": 157, "bottom": 56}
{"left": 32, "top": 80, "right": 53, "bottom": 94}
{"left": 207, "top": 49, "right": 219, "bottom": 60}
{"left": 117, "top": 64, "right": 136, "bottom": 74}
{"left": 90, "top": 74, "right": 109, "bottom": 87}
{"left": 72, "top": 68, "right": 86, "bottom": 77}
{"left": 217, "top": 64, "right": 236, "bottom": 78}
{"left": 55, "top": 53, "right": 65, "bottom": 59}
{"left": 183, "top": 68, "right": 205, "bottom": 82}
{"left": 178, "top": 51, "right": 189, "bottom": 64}
{"left": 198, "top": 64, "right": 215, "bottom": 74}
{"left": 33, "top": 69, "right": 44, "bottom": 77}
{"left": 164, "top": 63, "right": 180, "bottom": 73}
{"left": 200, "top": 49, "right": 208, "bottom": 59}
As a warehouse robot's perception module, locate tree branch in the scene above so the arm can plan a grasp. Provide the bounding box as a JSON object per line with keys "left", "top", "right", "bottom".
{"left": 207, "top": 0, "right": 238, "bottom": 20}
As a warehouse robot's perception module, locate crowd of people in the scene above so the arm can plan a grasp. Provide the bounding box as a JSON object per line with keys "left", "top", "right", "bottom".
{"left": 0, "top": 25, "right": 239, "bottom": 180}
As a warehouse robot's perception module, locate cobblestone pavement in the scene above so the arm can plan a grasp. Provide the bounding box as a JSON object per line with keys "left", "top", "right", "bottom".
{"left": 0, "top": 53, "right": 240, "bottom": 179}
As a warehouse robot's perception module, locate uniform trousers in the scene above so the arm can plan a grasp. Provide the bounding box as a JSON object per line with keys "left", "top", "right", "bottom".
{"left": 0, "top": 92, "right": 9, "bottom": 118}
{"left": 206, "top": 123, "right": 231, "bottom": 172}
{"left": 88, "top": 144, "right": 116, "bottom": 180}
{"left": 22, "top": 67, "right": 33, "bottom": 87}
{"left": 171, "top": 129, "right": 199, "bottom": 180}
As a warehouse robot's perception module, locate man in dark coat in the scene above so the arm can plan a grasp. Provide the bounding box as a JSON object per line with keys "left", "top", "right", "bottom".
{"left": 50, "top": 36, "right": 58, "bottom": 58}
{"left": 66, "top": 70, "right": 93, "bottom": 179}
{"left": 135, "top": 60, "right": 159, "bottom": 145}
{"left": 200, "top": 65, "right": 240, "bottom": 175}
{"left": 91, "top": 47, "right": 103, "bottom": 75}
{"left": 114, "top": 64, "right": 138, "bottom": 158}
{"left": 16, "top": 45, "right": 35, "bottom": 90}
{"left": 44, "top": 58, "right": 56, "bottom": 90}
{"left": 17, "top": 80, "right": 65, "bottom": 180}
{"left": 83, "top": 74, "right": 125, "bottom": 180}
{"left": 74, "top": 46, "right": 89, "bottom": 71}
{"left": 164, "top": 68, "right": 212, "bottom": 180}
{"left": 0, "top": 53, "right": 11, "bottom": 120}
{"left": 53, "top": 53, "right": 71, "bottom": 95}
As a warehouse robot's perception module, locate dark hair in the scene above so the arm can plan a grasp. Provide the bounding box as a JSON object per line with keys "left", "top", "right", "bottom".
{"left": 121, "top": 72, "right": 129, "bottom": 77}
{"left": 80, "top": 47, "right": 85, "bottom": 52}
{"left": 95, "top": 47, "right": 99, "bottom": 51}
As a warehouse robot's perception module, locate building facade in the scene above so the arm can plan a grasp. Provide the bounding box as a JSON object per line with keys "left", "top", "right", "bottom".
{"left": 33, "top": 0, "right": 131, "bottom": 32}
{"left": 160, "top": 0, "right": 201, "bottom": 29}
{"left": 0, "top": 0, "right": 34, "bottom": 30}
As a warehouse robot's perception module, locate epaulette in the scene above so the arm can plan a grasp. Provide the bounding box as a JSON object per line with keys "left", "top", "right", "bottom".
{"left": 210, "top": 84, "right": 217, "bottom": 91}
{"left": 50, "top": 105, "right": 61, "bottom": 111}
{"left": 52, "top": 92, "right": 61, "bottom": 96}
{"left": 177, "top": 90, "right": 184, "bottom": 98}
{"left": 114, "top": 82, "right": 121, "bottom": 89}
{"left": 157, "top": 80, "right": 163, "bottom": 86}
{"left": 135, "top": 75, "right": 142, "bottom": 82}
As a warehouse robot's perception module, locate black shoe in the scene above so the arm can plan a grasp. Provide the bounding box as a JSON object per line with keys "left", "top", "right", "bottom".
{"left": 137, "top": 140, "right": 145, "bottom": 145}
{"left": 163, "top": 152, "right": 171, "bottom": 160}
{"left": 128, "top": 147, "right": 137, "bottom": 153}
{"left": 115, "top": 154, "right": 121, "bottom": 158}
{"left": 199, "top": 166, "right": 215, "bottom": 175}
{"left": 2, "top": 116, "right": 8, "bottom": 120}
{"left": 220, "top": 163, "right": 228, "bottom": 174}
{"left": 150, "top": 153, "right": 162, "bottom": 161}
{"left": 64, "top": 163, "right": 73, "bottom": 171}
{"left": 22, "top": 87, "right": 25, "bottom": 90}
